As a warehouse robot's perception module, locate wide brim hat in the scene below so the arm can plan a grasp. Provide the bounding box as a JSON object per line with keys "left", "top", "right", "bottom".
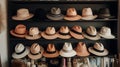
{"left": 81, "top": 15, "right": 97, "bottom": 20}
{"left": 43, "top": 50, "right": 59, "bottom": 58}
{"left": 98, "top": 33, "right": 115, "bottom": 39}
{"left": 64, "top": 15, "right": 81, "bottom": 21}
{"left": 70, "top": 31, "right": 84, "bottom": 39}
{"left": 25, "top": 33, "right": 41, "bottom": 40}
{"left": 57, "top": 32, "right": 71, "bottom": 39}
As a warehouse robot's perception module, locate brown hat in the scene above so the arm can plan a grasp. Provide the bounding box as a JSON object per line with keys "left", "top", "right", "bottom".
{"left": 10, "top": 24, "right": 27, "bottom": 38}
{"left": 12, "top": 59, "right": 27, "bottom": 67}
{"left": 43, "top": 43, "right": 59, "bottom": 58}
{"left": 70, "top": 25, "right": 84, "bottom": 39}
{"left": 75, "top": 42, "right": 90, "bottom": 57}
{"left": 64, "top": 8, "right": 81, "bottom": 21}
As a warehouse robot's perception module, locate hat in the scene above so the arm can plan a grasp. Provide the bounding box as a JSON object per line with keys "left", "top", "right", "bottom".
{"left": 12, "top": 8, "right": 34, "bottom": 20}
{"left": 98, "top": 26, "right": 115, "bottom": 39}
{"left": 43, "top": 43, "right": 59, "bottom": 58}
{"left": 81, "top": 8, "right": 97, "bottom": 20}
{"left": 25, "top": 27, "right": 41, "bottom": 40}
{"left": 12, "top": 43, "right": 30, "bottom": 59}
{"left": 88, "top": 42, "right": 109, "bottom": 56}
{"left": 83, "top": 26, "right": 101, "bottom": 40}
{"left": 64, "top": 8, "right": 81, "bottom": 21}
{"left": 75, "top": 42, "right": 90, "bottom": 57}
{"left": 46, "top": 7, "right": 64, "bottom": 21}
{"left": 57, "top": 26, "right": 71, "bottom": 39}
{"left": 12, "top": 59, "right": 27, "bottom": 67}
{"left": 28, "top": 43, "right": 44, "bottom": 60}
{"left": 10, "top": 24, "right": 27, "bottom": 38}
{"left": 98, "top": 8, "right": 115, "bottom": 19}
{"left": 41, "top": 27, "right": 58, "bottom": 40}
{"left": 70, "top": 25, "right": 84, "bottom": 39}
{"left": 60, "top": 42, "right": 76, "bottom": 57}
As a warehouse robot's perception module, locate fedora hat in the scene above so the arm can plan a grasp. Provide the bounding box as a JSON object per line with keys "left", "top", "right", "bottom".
{"left": 12, "top": 8, "right": 34, "bottom": 20}
{"left": 75, "top": 42, "right": 90, "bottom": 57}
{"left": 60, "top": 42, "right": 76, "bottom": 57}
{"left": 12, "top": 43, "right": 30, "bottom": 59}
{"left": 47, "top": 7, "right": 64, "bottom": 21}
{"left": 28, "top": 43, "right": 44, "bottom": 60}
{"left": 43, "top": 43, "right": 59, "bottom": 58}
{"left": 83, "top": 26, "right": 101, "bottom": 40}
{"left": 25, "top": 27, "right": 41, "bottom": 40}
{"left": 81, "top": 8, "right": 97, "bottom": 20}
{"left": 10, "top": 24, "right": 27, "bottom": 38}
{"left": 98, "top": 26, "right": 115, "bottom": 39}
{"left": 12, "top": 59, "right": 27, "bottom": 67}
{"left": 41, "top": 27, "right": 58, "bottom": 40}
{"left": 64, "top": 8, "right": 81, "bottom": 21}
{"left": 88, "top": 42, "right": 109, "bottom": 56}
{"left": 70, "top": 25, "right": 84, "bottom": 39}
{"left": 57, "top": 26, "right": 71, "bottom": 39}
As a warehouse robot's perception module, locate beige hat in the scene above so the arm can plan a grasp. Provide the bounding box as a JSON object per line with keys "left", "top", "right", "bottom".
{"left": 12, "top": 8, "right": 34, "bottom": 20}
{"left": 41, "top": 27, "right": 58, "bottom": 40}
{"left": 28, "top": 43, "right": 44, "bottom": 60}
{"left": 57, "top": 26, "right": 71, "bottom": 39}
{"left": 64, "top": 8, "right": 81, "bottom": 21}
{"left": 81, "top": 8, "right": 97, "bottom": 20}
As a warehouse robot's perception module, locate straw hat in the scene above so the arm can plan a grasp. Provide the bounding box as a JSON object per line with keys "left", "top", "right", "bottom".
{"left": 57, "top": 26, "right": 71, "bottom": 39}
{"left": 25, "top": 27, "right": 41, "bottom": 40}
{"left": 41, "top": 27, "right": 58, "bottom": 40}
{"left": 88, "top": 42, "right": 109, "bottom": 56}
{"left": 83, "top": 26, "right": 101, "bottom": 40}
{"left": 64, "top": 8, "right": 81, "bottom": 21}
{"left": 60, "top": 42, "right": 76, "bottom": 57}
{"left": 12, "top": 43, "right": 30, "bottom": 59}
{"left": 12, "top": 59, "right": 27, "bottom": 67}
{"left": 46, "top": 7, "right": 64, "bottom": 20}
{"left": 28, "top": 43, "right": 44, "bottom": 60}
{"left": 70, "top": 25, "right": 84, "bottom": 39}
{"left": 12, "top": 8, "right": 34, "bottom": 20}
{"left": 75, "top": 42, "right": 90, "bottom": 57}
{"left": 98, "top": 26, "right": 115, "bottom": 39}
{"left": 81, "top": 8, "right": 97, "bottom": 20}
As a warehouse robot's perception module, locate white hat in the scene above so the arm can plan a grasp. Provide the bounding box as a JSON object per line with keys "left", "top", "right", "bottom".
{"left": 12, "top": 43, "right": 30, "bottom": 59}
{"left": 98, "top": 26, "right": 115, "bottom": 39}
{"left": 60, "top": 42, "right": 76, "bottom": 57}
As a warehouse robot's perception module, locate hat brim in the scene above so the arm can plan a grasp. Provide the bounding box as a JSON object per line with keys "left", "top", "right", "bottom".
{"left": 43, "top": 50, "right": 59, "bottom": 58}
{"left": 70, "top": 31, "right": 84, "bottom": 39}
{"left": 25, "top": 34, "right": 41, "bottom": 40}
{"left": 81, "top": 15, "right": 97, "bottom": 20}
{"left": 12, "top": 14, "right": 34, "bottom": 20}
{"left": 60, "top": 50, "right": 76, "bottom": 57}
{"left": 98, "top": 33, "right": 115, "bottom": 39}
{"left": 64, "top": 15, "right": 82, "bottom": 21}
{"left": 98, "top": 15, "right": 115, "bottom": 19}
{"left": 88, "top": 47, "right": 108, "bottom": 56}
{"left": 46, "top": 14, "right": 64, "bottom": 20}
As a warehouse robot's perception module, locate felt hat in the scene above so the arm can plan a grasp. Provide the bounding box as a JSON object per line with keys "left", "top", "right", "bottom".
{"left": 10, "top": 24, "right": 27, "bottom": 38}
{"left": 81, "top": 8, "right": 97, "bottom": 20}
{"left": 64, "top": 8, "right": 81, "bottom": 21}
{"left": 12, "top": 43, "right": 30, "bottom": 59}
{"left": 12, "top": 8, "right": 34, "bottom": 20}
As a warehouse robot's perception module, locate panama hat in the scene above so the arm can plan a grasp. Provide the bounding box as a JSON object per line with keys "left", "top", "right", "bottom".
{"left": 60, "top": 42, "right": 76, "bottom": 57}
{"left": 81, "top": 8, "right": 97, "bottom": 20}
{"left": 64, "top": 8, "right": 81, "bottom": 21}
{"left": 12, "top": 43, "right": 30, "bottom": 59}
{"left": 57, "top": 26, "right": 71, "bottom": 39}
{"left": 98, "top": 26, "right": 115, "bottom": 39}
{"left": 70, "top": 25, "right": 84, "bottom": 39}
{"left": 46, "top": 7, "right": 64, "bottom": 21}
{"left": 12, "top": 8, "right": 34, "bottom": 20}
{"left": 41, "top": 27, "right": 58, "bottom": 40}
{"left": 83, "top": 26, "right": 101, "bottom": 40}
{"left": 25, "top": 27, "right": 41, "bottom": 40}
{"left": 43, "top": 43, "right": 59, "bottom": 58}
{"left": 10, "top": 24, "right": 27, "bottom": 38}
{"left": 28, "top": 43, "right": 44, "bottom": 60}
{"left": 88, "top": 42, "right": 109, "bottom": 56}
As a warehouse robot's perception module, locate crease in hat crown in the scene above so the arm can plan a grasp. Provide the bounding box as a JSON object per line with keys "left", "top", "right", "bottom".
{"left": 45, "top": 27, "right": 56, "bottom": 35}
{"left": 17, "top": 8, "right": 30, "bottom": 18}
{"left": 47, "top": 44, "right": 56, "bottom": 52}
{"left": 15, "top": 43, "right": 25, "bottom": 53}
{"left": 76, "top": 42, "right": 86, "bottom": 52}
{"left": 67, "top": 8, "right": 77, "bottom": 17}
{"left": 15, "top": 24, "right": 26, "bottom": 34}
{"left": 51, "top": 7, "right": 61, "bottom": 15}
{"left": 100, "top": 26, "right": 112, "bottom": 36}
{"left": 72, "top": 25, "right": 82, "bottom": 33}
{"left": 29, "top": 27, "right": 40, "bottom": 36}
{"left": 60, "top": 26, "right": 69, "bottom": 33}
{"left": 63, "top": 42, "right": 73, "bottom": 51}
{"left": 30, "top": 43, "right": 41, "bottom": 54}
{"left": 94, "top": 42, "right": 104, "bottom": 51}
{"left": 82, "top": 8, "right": 93, "bottom": 17}
{"left": 87, "top": 26, "right": 97, "bottom": 36}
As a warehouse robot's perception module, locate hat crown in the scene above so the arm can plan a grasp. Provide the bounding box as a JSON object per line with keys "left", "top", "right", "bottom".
{"left": 82, "top": 8, "right": 93, "bottom": 16}
{"left": 60, "top": 26, "right": 69, "bottom": 33}
{"left": 30, "top": 43, "right": 40, "bottom": 54}
{"left": 51, "top": 7, "right": 61, "bottom": 15}
{"left": 94, "top": 42, "right": 104, "bottom": 51}
{"left": 46, "top": 27, "right": 56, "bottom": 35}
{"left": 87, "top": 26, "right": 97, "bottom": 35}
{"left": 67, "top": 8, "right": 77, "bottom": 16}
{"left": 63, "top": 42, "right": 73, "bottom": 51}
{"left": 29, "top": 27, "right": 39, "bottom": 35}
{"left": 47, "top": 44, "right": 56, "bottom": 52}
{"left": 100, "top": 26, "right": 111, "bottom": 35}
{"left": 15, "top": 24, "right": 26, "bottom": 34}
{"left": 76, "top": 42, "right": 86, "bottom": 52}
{"left": 17, "top": 8, "right": 30, "bottom": 18}
{"left": 15, "top": 43, "right": 25, "bottom": 53}
{"left": 99, "top": 8, "right": 110, "bottom": 14}
{"left": 72, "top": 25, "right": 82, "bottom": 32}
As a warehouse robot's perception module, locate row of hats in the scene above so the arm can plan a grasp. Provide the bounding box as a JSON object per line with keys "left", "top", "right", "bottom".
{"left": 10, "top": 24, "right": 115, "bottom": 40}
{"left": 12, "top": 7, "right": 114, "bottom": 21}
{"left": 12, "top": 42, "right": 109, "bottom": 60}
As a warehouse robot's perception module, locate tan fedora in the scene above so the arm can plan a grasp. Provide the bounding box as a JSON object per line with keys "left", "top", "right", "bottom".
{"left": 57, "top": 26, "right": 71, "bottom": 39}
{"left": 10, "top": 24, "right": 27, "bottom": 38}
{"left": 70, "top": 25, "right": 84, "bottom": 39}
{"left": 41, "top": 27, "right": 58, "bottom": 40}
{"left": 81, "top": 8, "right": 97, "bottom": 20}
{"left": 12, "top": 8, "right": 34, "bottom": 20}
{"left": 75, "top": 42, "right": 90, "bottom": 57}
{"left": 28, "top": 43, "right": 44, "bottom": 60}
{"left": 64, "top": 8, "right": 81, "bottom": 21}
{"left": 43, "top": 43, "right": 59, "bottom": 58}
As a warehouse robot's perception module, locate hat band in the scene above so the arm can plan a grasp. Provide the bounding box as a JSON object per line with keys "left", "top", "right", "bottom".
{"left": 50, "top": 13, "right": 62, "bottom": 17}
{"left": 67, "top": 15, "right": 77, "bottom": 17}
{"left": 85, "top": 32, "right": 96, "bottom": 37}
{"left": 59, "top": 32, "right": 69, "bottom": 35}
{"left": 16, "top": 48, "right": 26, "bottom": 55}
{"left": 71, "top": 29, "right": 82, "bottom": 35}
{"left": 30, "top": 51, "right": 41, "bottom": 55}
{"left": 62, "top": 49, "right": 72, "bottom": 52}
{"left": 14, "top": 31, "right": 25, "bottom": 35}
{"left": 93, "top": 47, "right": 104, "bottom": 52}
{"left": 46, "top": 51, "right": 56, "bottom": 54}
{"left": 45, "top": 32, "right": 56, "bottom": 36}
